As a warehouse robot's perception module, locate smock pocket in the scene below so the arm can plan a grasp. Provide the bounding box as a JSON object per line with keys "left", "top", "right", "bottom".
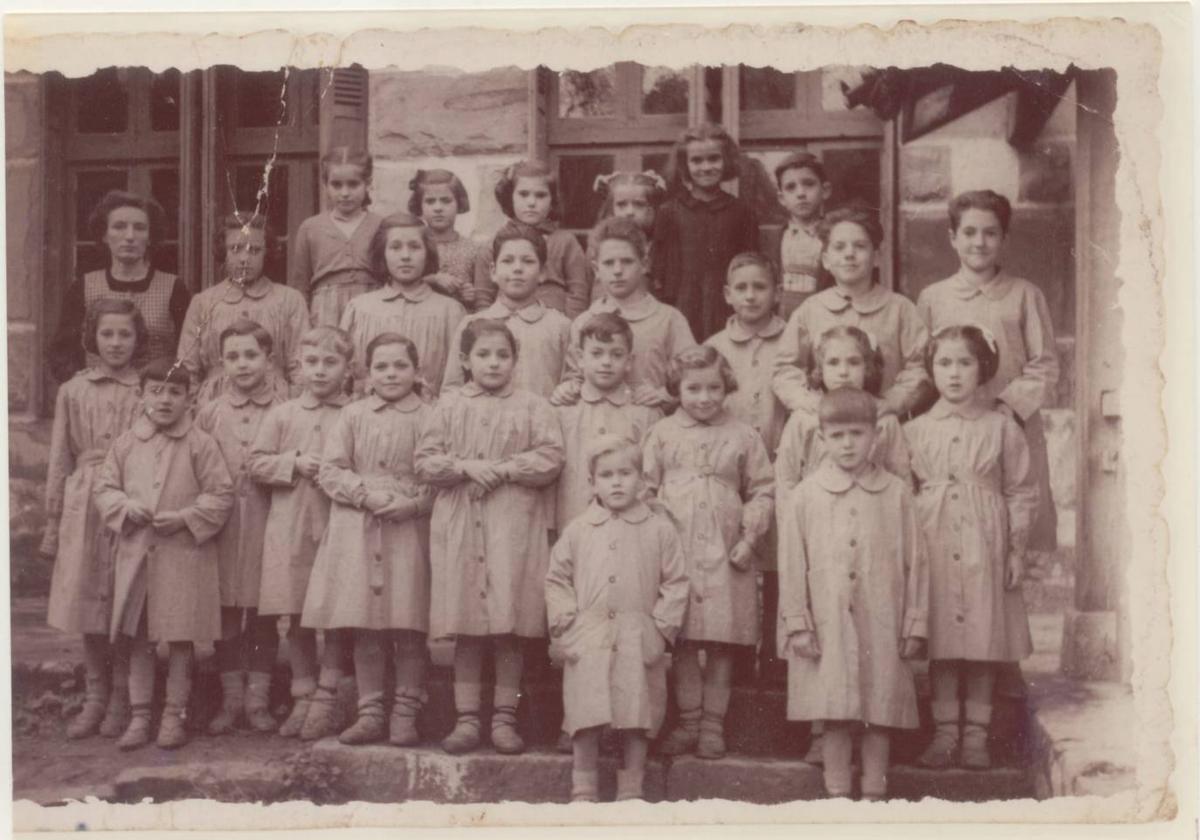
{"left": 549, "top": 605, "right": 613, "bottom": 665}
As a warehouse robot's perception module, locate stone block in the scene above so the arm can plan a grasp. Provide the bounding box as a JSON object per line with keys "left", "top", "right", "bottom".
{"left": 111, "top": 760, "right": 292, "bottom": 804}
{"left": 370, "top": 68, "right": 528, "bottom": 159}
{"left": 6, "top": 161, "right": 41, "bottom": 321}
{"left": 1019, "top": 141, "right": 1073, "bottom": 204}
{"left": 1060, "top": 609, "right": 1120, "bottom": 681}
{"left": 5, "top": 74, "right": 42, "bottom": 160}
{"left": 888, "top": 764, "right": 1033, "bottom": 802}
{"left": 309, "top": 742, "right": 666, "bottom": 804}
{"left": 900, "top": 146, "right": 951, "bottom": 204}
{"left": 8, "top": 325, "right": 37, "bottom": 416}
{"left": 666, "top": 755, "right": 824, "bottom": 803}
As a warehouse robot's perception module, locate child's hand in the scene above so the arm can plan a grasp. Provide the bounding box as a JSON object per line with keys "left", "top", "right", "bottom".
{"left": 363, "top": 490, "right": 393, "bottom": 513}
{"left": 632, "top": 384, "right": 673, "bottom": 409}
{"left": 462, "top": 461, "right": 504, "bottom": 491}
{"left": 900, "top": 636, "right": 926, "bottom": 660}
{"left": 787, "top": 630, "right": 821, "bottom": 659}
{"left": 1005, "top": 550, "right": 1025, "bottom": 590}
{"left": 466, "top": 483, "right": 491, "bottom": 501}
{"left": 151, "top": 510, "right": 187, "bottom": 536}
{"left": 296, "top": 453, "right": 321, "bottom": 479}
{"left": 729, "top": 540, "right": 753, "bottom": 572}
{"left": 549, "top": 379, "right": 582, "bottom": 407}
{"left": 38, "top": 521, "right": 59, "bottom": 559}
{"left": 375, "top": 496, "right": 416, "bottom": 523}
{"left": 125, "top": 501, "right": 154, "bottom": 527}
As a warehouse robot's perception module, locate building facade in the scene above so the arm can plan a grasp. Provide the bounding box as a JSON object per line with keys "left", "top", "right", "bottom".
{"left": 5, "top": 62, "right": 1122, "bottom": 679}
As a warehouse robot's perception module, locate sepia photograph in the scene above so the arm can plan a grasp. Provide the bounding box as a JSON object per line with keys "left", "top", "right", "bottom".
{"left": 2, "top": 4, "right": 1191, "bottom": 835}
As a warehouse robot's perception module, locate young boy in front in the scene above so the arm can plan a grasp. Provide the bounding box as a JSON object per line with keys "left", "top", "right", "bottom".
{"left": 705, "top": 252, "right": 788, "bottom": 683}
{"left": 195, "top": 319, "right": 284, "bottom": 735}
{"left": 95, "top": 358, "right": 234, "bottom": 750}
{"left": 777, "top": 388, "right": 927, "bottom": 799}
{"left": 545, "top": 434, "right": 689, "bottom": 802}
{"left": 769, "top": 152, "right": 831, "bottom": 319}
{"left": 552, "top": 217, "right": 695, "bottom": 410}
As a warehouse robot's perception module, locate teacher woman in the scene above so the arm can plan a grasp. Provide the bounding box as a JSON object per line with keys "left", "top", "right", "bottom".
{"left": 49, "top": 190, "right": 192, "bottom": 381}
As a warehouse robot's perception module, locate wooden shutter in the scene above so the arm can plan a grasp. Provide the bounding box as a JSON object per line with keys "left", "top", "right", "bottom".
{"left": 319, "top": 66, "right": 369, "bottom": 160}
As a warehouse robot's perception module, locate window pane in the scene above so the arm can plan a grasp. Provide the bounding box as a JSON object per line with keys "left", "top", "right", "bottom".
{"left": 150, "top": 168, "right": 180, "bottom": 241}
{"left": 821, "top": 66, "right": 873, "bottom": 113}
{"left": 236, "top": 70, "right": 289, "bottom": 128}
{"left": 76, "top": 68, "right": 129, "bottom": 134}
{"left": 150, "top": 69, "right": 182, "bottom": 131}
{"left": 740, "top": 66, "right": 796, "bottom": 111}
{"left": 822, "top": 146, "right": 880, "bottom": 210}
{"left": 75, "top": 169, "right": 129, "bottom": 235}
{"left": 234, "top": 163, "right": 290, "bottom": 282}
{"left": 557, "top": 155, "right": 614, "bottom": 229}
{"left": 234, "top": 163, "right": 289, "bottom": 232}
{"left": 641, "top": 66, "right": 689, "bottom": 115}
{"left": 558, "top": 67, "right": 617, "bottom": 118}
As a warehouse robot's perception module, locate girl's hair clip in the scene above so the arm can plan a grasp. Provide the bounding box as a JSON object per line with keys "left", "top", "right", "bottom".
{"left": 592, "top": 173, "right": 615, "bottom": 193}
{"left": 642, "top": 170, "right": 667, "bottom": 191}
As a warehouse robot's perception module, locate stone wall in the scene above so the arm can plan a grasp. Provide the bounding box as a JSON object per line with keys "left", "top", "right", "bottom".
{"left": 368, "top": 67, "right": 530, "bottom": 246}
{"left": 6, "top": 72, "right": 44, "bottom": 423}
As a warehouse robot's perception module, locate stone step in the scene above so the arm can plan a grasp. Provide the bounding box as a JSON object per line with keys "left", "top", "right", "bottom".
{"left": 306, "top": 742, "right": 1033, "bottom": 805}
{"left": 99, "top": 742, "right": 1034, "bottom": 807}
{"left": 17, "top": 659, "right": 1032, "bottom": 768}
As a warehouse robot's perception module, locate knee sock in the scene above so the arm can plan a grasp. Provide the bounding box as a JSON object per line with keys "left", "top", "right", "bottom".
{"left": 823, "top": 724, "right": 854, "bottom": 795}
{"left": 861, "top": 728, "right": 891, "bottom": 795}
{"left": 288, "top": 621, "right": 318, "bottom": 697}
{"left": 353, "top": 630, "right": 387, "bottom": 703}
{"left": 128, "top": 639, "right": 156, "bottom": 708}
{"left": 393, "top": 630, "right": 428, "bottom": 697}
{"left": 672, "top": 643, "right": 703, "bottom": 712}
{"left": 493, "top": 636, "right": 524, "bottom": 710}
{"left": 453, "top": 637, "right": 485, "bottom": 713}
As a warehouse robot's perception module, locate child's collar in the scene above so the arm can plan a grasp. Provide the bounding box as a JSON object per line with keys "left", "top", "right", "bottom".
{"left": 133, "top": 411, "right": 192, "bottom": 441}
{"left": 580, "top": 382, "right": 631, "bottom": 406}
{"left": 300, "top": 390, "right": 350, "bottom": 410}
{"left": 460, "top": 381, "right": 515, "bottom": 398}
{"left": 593, "top": 292, "right": 657, "bottom": 322}
{"left": 82, "top": 366, "right": 140, "bottom": 386}
{"left": 483, "top": 298, "right": 546, "bottom": 323}
{"left": 583, "top": 499, "right": 652, "bottom": 525}
{"left": 674, "top": 408, "right": 728, "bottom": 428}
{"left": 786, "top": 216, "right": 821, "bottom": 235}
{"left": 813, "top": 459, "right": 890, "bottom": 494}
{"left": 381, "top": 281, "right": 432, "bottom": 303}
{"left": 927, "top": 396, "right": 989, "bottom": 421}
{"left": 365, "top": 391, "right": 423, "bottom": 413}
{"left": 950, "top": 267, "right": 1016, "bottom": 302}
{"left": 220, "top": 274, "right": 273, "bottom": 302}
{"left": 228, "top": 378, "right": 277, "bottom": 407}
{"left": 817, "top": 282, "right": 889, "bottom": 315}
{"left": 724, "top": 314, "right": 786, "bottom": 342}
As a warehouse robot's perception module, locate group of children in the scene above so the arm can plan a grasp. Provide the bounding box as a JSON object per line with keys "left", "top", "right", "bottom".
{"left": 42, "top": 122, "right": 1060, "bottom": 804}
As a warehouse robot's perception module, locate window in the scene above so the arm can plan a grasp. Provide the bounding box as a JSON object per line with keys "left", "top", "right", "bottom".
{"left": 542, "top": 63, "right": 889, "bottom": 281}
